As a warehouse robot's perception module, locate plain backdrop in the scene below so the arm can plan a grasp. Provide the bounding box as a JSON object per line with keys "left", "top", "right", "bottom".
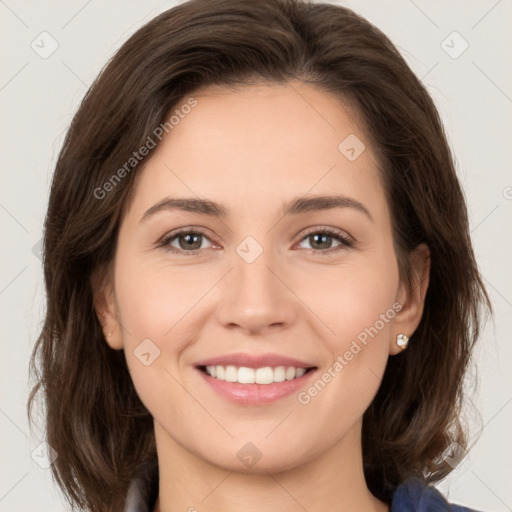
{"left": 1, "top": 0, "right": 511, "bottom": 510}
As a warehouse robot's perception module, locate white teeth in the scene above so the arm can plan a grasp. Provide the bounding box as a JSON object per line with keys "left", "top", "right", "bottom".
{"left": 255, "top": 367, "right": 273, "bottom": 384}
{"left": 225, "top": 365, "right": 237, "bottom": 382}
{"left": 204, "top": 365, "right": 309, "bottom": 384}
{"left": 273, "top": 366, "right": 286, "bottom": 382}
{"left": 237, "top": 367, "right": 255, "bottom": 384}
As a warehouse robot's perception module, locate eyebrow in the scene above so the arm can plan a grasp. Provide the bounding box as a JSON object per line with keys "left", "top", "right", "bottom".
{"left": 140, "top": 194, "right": 373, "bottom": 223}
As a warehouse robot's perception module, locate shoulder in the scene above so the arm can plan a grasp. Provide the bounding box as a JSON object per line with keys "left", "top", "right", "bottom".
{"left": 391, "top": 478, "right": 482, "bottom": 512}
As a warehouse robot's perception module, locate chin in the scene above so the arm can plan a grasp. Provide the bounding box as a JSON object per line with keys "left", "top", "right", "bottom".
{"left": 204, "top": 441, "right": 313, "bottom": 475}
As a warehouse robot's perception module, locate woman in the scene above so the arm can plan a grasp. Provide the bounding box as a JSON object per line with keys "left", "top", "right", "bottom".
{"left": 27, "top": 0, "right": 491, "bottom": 511}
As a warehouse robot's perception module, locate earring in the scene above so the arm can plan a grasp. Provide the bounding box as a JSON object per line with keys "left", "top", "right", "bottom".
{"left": 107, "top": 331, "right": 113, "bottom": 337}
{"left": 396, "top": 333, "right": 409, "bottom": 350}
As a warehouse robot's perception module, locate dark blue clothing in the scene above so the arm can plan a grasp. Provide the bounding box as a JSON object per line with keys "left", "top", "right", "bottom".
{"left": 124, "top": 459, "right": 481, "bottom": 512}
{"left": 391, "top": 478, "right": 481, "bottom": 511}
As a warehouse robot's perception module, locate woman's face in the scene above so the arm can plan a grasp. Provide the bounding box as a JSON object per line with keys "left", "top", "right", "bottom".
{"left": 98, "top": 82, "right": 425, "bottom": 473}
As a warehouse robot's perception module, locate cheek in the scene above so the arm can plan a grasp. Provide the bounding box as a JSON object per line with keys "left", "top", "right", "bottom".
{"left": 111, "top": 256, "right": 207, "bottom": 398}
{"left": 294, "top": 275, "right": 398, "bottom": 438}
{"left": 307, "top": 255, "right": 399, "bottom": 347}
{"left": 329, "top": 282, "right": 397, "bottom": 346}
{"left": 304, "top": 254, "right": 399, "bottom": 397}
{"left": 114, "top": 263, "right": 201, "bottom": 423}
{"left": 114, "top": 255, "right": 209, "bottom": 345}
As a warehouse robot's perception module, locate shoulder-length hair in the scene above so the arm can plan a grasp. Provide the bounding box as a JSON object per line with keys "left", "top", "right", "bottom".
{"left": 28, "top": 0, "right": 490, "bottom": 510}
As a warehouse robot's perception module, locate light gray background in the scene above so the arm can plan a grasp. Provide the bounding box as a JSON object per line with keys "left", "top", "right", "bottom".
{"left": 1, "top": 0, "right": 511, "bottom": 510}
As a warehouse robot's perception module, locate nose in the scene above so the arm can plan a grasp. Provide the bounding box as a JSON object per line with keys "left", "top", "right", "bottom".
{"left": 215, "top": 248, "right": 298, "bottom": 335}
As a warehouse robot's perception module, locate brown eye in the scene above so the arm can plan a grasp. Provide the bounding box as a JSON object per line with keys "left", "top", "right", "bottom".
{"left": 163, "top": 230, "right": 213, "bottom": 253}
{"left": 175, "top": 233, "right": 204, "bottom": 250}
{"left": 307, "top": 233, "right": 338, "bottom": 250}
{"left": 297, "top": 229, "right": 353, "bottom": 253}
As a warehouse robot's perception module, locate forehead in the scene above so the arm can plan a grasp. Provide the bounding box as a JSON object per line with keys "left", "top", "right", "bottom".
{"left": 126, "top": 81, "right": 387, "bottom": 222}
{"left": 172, "top": 81, "right": 371, "bottom": 165}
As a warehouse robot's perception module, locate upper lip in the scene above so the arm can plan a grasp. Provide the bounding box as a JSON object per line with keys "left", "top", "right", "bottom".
{"left": 194, "top": 352, "right": 317, "bottom": 369}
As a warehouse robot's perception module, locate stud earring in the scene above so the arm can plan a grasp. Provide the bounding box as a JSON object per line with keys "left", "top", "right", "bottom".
{"left": 396, "top": 333, "right": 409, "bottom": 350}
{"left": 107, "top": 331, "right": 113, "bottom": 337}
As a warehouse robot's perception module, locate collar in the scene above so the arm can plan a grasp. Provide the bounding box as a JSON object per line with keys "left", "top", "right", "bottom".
{"left": 391, "top": 478, "right": 479, "bottom": 512}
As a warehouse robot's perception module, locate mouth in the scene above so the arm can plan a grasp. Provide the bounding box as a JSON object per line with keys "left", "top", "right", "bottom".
{"left": 196, "top": 364, "right": 317, "bottom": 384}
{"left": 193, "top": 352, "right": 318, "bottom": 404}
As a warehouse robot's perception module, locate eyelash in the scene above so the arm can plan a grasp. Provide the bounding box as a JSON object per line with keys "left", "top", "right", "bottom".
{"left": 158, "top": 226, "right": 354, "bottom": 256}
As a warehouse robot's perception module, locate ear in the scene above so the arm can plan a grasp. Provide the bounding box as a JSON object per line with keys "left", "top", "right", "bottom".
{"left": 389, "top": 243, "right": 430, "bottom": 355}
{"left": 90, "top": 266, "right": 124, "bottom": 350}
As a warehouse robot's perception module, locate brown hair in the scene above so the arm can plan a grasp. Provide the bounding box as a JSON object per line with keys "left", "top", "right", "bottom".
{"left": 27, "top": 0, "right": 491, "bottom": 510}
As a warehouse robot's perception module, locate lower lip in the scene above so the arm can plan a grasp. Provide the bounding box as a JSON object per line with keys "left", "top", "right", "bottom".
{"left": 196, "top": 367, "right": 317, "bottom": 404}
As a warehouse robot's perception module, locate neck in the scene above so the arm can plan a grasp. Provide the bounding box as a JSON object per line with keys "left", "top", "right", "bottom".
{"left": 152, "top": 419, "right": 389, "bottom": 512}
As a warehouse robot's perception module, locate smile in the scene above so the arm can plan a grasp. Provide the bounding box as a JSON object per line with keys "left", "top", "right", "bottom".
{"left": 194, "top": 352, "right": 318, "bottom": 404}
{"left": 196, "top": 365, "right": 318, "bottom": 404}
{"left": 202, "top": 365, "right": 313, "bottom": 384}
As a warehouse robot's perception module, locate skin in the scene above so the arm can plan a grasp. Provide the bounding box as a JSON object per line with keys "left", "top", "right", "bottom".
{"left": 94, "top": 81, "right": 430, "bottom": 512}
